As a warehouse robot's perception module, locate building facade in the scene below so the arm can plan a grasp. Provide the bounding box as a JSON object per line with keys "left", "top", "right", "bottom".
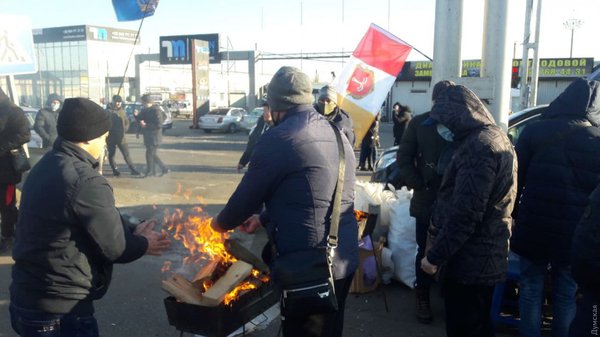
{"left": 14, "top": 25, "right": 140, "bottom": 107}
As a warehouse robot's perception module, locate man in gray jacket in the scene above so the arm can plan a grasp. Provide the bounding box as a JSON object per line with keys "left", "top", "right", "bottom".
{"left": 34, "top": 93, "right": 62, "bottom": 149}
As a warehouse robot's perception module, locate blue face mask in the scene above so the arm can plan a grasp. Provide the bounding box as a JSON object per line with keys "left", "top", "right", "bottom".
{"left": 436, "top": 123, "right": 454, "bottom": 142}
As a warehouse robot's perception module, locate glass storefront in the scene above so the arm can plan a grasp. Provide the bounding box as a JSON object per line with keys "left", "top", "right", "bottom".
{"left": 15, "top": 25, "right": 139, "bottom": 108}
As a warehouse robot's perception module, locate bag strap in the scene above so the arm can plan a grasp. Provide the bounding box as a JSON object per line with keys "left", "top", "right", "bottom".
{"left": 328, "top": 124, "right": 345, "bottom": 249}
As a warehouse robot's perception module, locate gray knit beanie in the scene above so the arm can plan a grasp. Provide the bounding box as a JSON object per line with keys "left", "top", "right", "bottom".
{"left": 318, "top": 85, "right": 337, "bottom": 105}
{"left": 267, "top": 66, "right": 313, "bottom": 112}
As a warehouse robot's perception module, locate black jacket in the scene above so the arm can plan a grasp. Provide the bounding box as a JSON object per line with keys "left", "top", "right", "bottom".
{"left": 427, "top": 85, "right": 517, "bottom": 285}
{"left": 238, "top": 117, "right": 269, "bottom": 169}
{"left": 34, "top": 94, "right": 63, "bottom": 149}
{"left": 0, "top": 94, "right": 31, "bottom": 184}
{"left": 11, "top": 139, "right": 148, "bottom": 314}
{"left": 571, "top": 183, "right": 600, "bottom": 296}
{"left": 392, "top": 105, "right": 411, "bottom": 143}
{"left": 510, "top": 79, "right": 600, "bottom": 266}
{"left": 396, "top": 112, "right": 451, "bottom": 218}
{"left": 138, "top": 104, "right": 163, "bottom": 147}
{"left": 215, "top": 105, "right": 359, "bottom": 280}
{"left": 107, "top": 106, "right": 130, "bottom": 146}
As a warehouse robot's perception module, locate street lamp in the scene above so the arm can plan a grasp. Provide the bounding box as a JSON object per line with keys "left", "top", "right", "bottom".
{"left": 563, "top": 18, "right": 583, "bottom": 59}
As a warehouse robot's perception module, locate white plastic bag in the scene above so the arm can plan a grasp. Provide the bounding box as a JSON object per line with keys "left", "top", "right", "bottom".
{"left": 387, "top": 188, "right": 417, "bottom": 288}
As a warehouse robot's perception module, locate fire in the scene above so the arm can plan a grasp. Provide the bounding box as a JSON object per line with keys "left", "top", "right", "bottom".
{"left": 162, "top": 187, "right": 270, "bottom": 306}
{"left": 354, "top": 209, "right": 368, "bottom": 220}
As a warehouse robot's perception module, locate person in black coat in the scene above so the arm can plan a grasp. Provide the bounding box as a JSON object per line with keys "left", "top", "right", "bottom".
{"left": 0, "top": 89, "right": 31, "bottom": 253}
{"left": 106, "top": 95, "right": 140, "bottom": 176}
{"left": 10, "top": 98, "right": 170, "bottom": 336}
{"left": 357, "top": 115, "right": 379, "bottom": 171}
{"left": 138, "top": 94, "right": 168, "bottom": 177}
{"left": 396, "top": 80, "right": 454, "bottom": 324}
{"left": 569, "top": 182, "right": 600, "bottom": 337}
{"left": 392, "top": 102, "right": 411, "bottom": 145}
{"left": 316, "top": 85, "right": 355, "bottom": 147}
{"left": 510, "top": 78, "right": 600, "bottom": 337}
{"left": 212, "top": 66, "right": 358, "bottom": 337}
{"left": 33, "top": 93, "right": 62, "bottom": 149}
{"left": 237, "top": 102, "right": 272, "bottom": 172}
{"left": 420, "top": 85, "right": 517, "bottom": 337}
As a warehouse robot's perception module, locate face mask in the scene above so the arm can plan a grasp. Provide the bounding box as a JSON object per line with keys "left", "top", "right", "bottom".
{"left": 436, "top": 123, "right": 454, "bottom": 142}
{"left": 323, "top": 101, "right": 336, "bottom": 115}
{"left": 51, "top": 103, "right": 60, "bottom": 112}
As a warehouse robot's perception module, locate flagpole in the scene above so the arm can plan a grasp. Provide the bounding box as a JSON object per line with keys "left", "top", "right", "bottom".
{"left": 116, "top": 7, "right": 150, "bottom": 99}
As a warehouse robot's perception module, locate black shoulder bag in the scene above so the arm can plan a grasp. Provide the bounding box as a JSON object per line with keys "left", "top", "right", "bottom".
{"left": 274, "top": 124, "right": 346, "bottom": 317}
{"left": 10, "top": 145, "right": 31, "bottom": 174}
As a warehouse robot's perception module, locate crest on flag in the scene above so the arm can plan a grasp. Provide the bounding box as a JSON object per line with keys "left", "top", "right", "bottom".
{"left": 347, "top": 64, "right": 375, "bottom": 99}
{"left": 112, "top": 0, "right": 159, "bottom": 22}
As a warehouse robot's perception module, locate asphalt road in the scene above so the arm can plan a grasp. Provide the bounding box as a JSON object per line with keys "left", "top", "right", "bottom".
{"left": 0, "top": 120, "right": 520, "bottom": 337}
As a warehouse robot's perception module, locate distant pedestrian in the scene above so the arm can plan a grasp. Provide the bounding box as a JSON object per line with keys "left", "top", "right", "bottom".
{"left": 420, "top": 85, "right": 517, "bottom": 337}
{"left": 237, "top": 102, "right": 272, "bottom": 172}
{"left": 357, "top": 115, "right": 379, "bottom": 171}
{"left": 138, "top": 94, "right": 169, "bottom": 177}
{"left": 396, "top": 79, "right": 455, "bottom": 324}
{"left": 392, "top": 102, "right": 411, "bottom": 145}
{"left": 315, "top": 85, "right": 355, "bottom": 147}
{"left": 34, "top": 93, "right": 63, "bottom": 149}
{"left": 106, "top": 95, "right": 140, "bottom": 176}
{"left": 510, "top": 78, "right": 600, "bottom": 337}
{"left": 0, "top": 88, "right": 31, "bottom": 253}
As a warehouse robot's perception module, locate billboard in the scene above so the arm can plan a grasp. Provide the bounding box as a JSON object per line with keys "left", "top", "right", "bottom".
{"left": 159, "top": 34, "right": 220, "bottom": 65}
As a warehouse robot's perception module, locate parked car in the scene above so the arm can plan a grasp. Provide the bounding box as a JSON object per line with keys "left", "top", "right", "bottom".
{"left": 167, "top": 100, "right": 193, "bottom": 119}
{"left": 240, "top": 107, "right": 264, "bottom": 133}
{"left": 198, "top": 107, "right": 246, "bottom": 133}
{"left": 20, "top": 106, "right": 45, "bottom": 167}
{"left": 372, "top": 105, "right": 547, "bottom": 184}
{"left": 123, "top": 102, "right": 173, "bottom": 134}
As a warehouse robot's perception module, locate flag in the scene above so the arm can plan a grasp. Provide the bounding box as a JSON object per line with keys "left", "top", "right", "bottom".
{"left": 333, "top": 23, "right": 412, "bottom": 146}
{"left": 112, "top": 0, "right": 159, "bottom": 22}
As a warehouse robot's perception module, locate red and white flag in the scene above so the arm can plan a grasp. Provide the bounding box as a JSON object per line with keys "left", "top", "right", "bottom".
{"left": 333, "top": 24, "right": 412, "bottom": 146}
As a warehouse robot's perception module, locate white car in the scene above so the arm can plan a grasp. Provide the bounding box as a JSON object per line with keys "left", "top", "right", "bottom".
{"left": 240, "top": 107, "right": 264, "bottom": 133}
{"left": 21, "top": 106, "right": 43, "bottom": 149}
{"left": 198, "top": 107, "right": 246, "bottom": 133}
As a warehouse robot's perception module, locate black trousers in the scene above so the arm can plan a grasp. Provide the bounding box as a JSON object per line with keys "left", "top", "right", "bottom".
{"left": 444, "top": 277, "right": 495, "bottom": 337}
{"left": 414, "top": 211, "right": 434, "bottom": 289}
{"left": 281, "top": 274, "right": 354, "bottom": 337}
{"left": 0, "top": 184, "right": 17, "bottom": 238}
{"left": 107, "top": 142, "right": 136, "bottom": 172}
{"left": 569, "top": 290, "right": 600, "bottom": 337}
{"left": 145, "top": 145, "right": 166, "bottom": 175}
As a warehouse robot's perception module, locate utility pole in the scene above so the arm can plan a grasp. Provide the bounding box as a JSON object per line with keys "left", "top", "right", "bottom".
{"left": 563, "top": 18, "right": 583, "bottom": 59}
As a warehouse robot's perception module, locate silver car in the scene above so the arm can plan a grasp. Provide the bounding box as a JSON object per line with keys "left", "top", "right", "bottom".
{"left": 198, "top": 107, "right": 246, "bottom": 133}
{"left": 240, "top": 107, "right": 264, "bottom": 133}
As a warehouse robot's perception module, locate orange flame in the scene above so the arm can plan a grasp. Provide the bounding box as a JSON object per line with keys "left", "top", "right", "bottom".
{"left": 223, "top": 281, "right": 258, "bottom": 306}
{"left": 354, "top": 209, "right": 368, "bottom": 220}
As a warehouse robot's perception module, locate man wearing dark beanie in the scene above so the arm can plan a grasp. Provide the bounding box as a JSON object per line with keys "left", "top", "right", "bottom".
{"left": 10, "top": 97, "right": 170, "bottom": 336}
{"left": 212, "top": 66, "right": 358, "bottom": 337}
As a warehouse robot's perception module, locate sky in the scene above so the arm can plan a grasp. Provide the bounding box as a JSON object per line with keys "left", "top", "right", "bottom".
{"left": 3, "top": 0, "right": 600, "bottom": 79}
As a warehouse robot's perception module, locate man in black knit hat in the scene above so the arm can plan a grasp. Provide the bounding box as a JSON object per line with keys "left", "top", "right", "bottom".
{"left": 10, "top": 97, "right": 170, "bottom": 337}
{"left": 106, "top": 95, "right": 140, "bottom": 176}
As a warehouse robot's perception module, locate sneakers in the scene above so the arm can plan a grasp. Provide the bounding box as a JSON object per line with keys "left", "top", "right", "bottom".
{"left": 415, "top": 287, "right": 433, "bottom": 324}
{"left": 0, "top": 236, "right": 15, "bottom": 254}
{"left": 130, "top": 169, "right": 141, "bottom": 176}
{"left": 112, "top": 169, "right": 121, "bottom": 177}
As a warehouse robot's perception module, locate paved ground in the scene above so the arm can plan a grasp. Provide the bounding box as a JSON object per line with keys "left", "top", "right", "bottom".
{"left": 0, "top": 120, "right": 522, "bottom": 337}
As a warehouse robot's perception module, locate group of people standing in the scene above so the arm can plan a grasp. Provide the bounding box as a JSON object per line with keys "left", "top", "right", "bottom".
{"left": 397, "top": 78, "right": 600, "bottom": 337}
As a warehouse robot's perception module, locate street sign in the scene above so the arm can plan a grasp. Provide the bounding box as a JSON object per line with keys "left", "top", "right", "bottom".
{"left": 0, "top": 14, "right": 37, "bottom": 75}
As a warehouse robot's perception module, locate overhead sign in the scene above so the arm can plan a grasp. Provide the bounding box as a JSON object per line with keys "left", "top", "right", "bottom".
{"left": 33, "top": 25, "right": 139, "bottom": 44}
{"left": 0, "top": 14, "right": 37, "bottom": 75}
{"left": 397, "top": 57, "right": 594, "bottom": 81}
{"left": 159, "top": 34, "right": 220, "bottom": 65}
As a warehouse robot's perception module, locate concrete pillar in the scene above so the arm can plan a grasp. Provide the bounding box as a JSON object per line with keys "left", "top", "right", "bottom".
{"left": 430, "top": 0, "right": 464, "bottom": 88}
{"left": 481, "top": 0, "right": 512, "bottom": 130}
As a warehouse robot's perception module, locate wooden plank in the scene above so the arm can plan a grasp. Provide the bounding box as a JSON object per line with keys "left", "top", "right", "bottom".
{"left": 199, "top": 260, "right": 253, "bottom": 307}
{"left": 225, "top": 239, "right": 270, "bottom": 274}
{"left": 191, "top": 256, "right": 222, "bottom": 286}
{"left": 161, "top": 273, "right": 203, "bottom": 305}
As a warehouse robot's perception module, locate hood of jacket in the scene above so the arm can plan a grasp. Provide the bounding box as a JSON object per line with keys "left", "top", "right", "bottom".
{"left": 543, "top": 78, "right": 600, "bottom": 126}
{"left": 45, "top": 93, "right": 64, "bottom": 108}
{"left": 429, "top": 85, "right": 496, "bottom": 140}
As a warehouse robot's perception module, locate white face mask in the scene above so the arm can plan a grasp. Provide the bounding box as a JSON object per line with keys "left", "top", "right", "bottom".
{"left": 436, "top": 123, "right": 454, "bottom": 142}
{"left": 51, "top": 102, "right": 60, "bottom": 112}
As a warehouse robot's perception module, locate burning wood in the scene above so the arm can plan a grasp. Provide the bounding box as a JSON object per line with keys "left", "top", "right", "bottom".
{"left": 161, "top": 205, "right": 271, "bottom": 307}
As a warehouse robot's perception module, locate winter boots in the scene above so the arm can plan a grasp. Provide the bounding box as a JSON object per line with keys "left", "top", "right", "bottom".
{"left": 415, "top": 287, "right": 433, "bottom": 324}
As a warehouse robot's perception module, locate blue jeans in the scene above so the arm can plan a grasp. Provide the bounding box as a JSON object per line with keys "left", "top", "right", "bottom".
{"left": 518, "top": 256, "right": 577, "bottom": 337}
{"left": 10, "top": 303, "right": 99, "bottom": 337}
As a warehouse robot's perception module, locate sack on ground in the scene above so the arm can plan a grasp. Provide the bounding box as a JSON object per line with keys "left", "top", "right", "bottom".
{"left": 274, "top": 248, "right": 338, "bottom": 317}
{"left": 387, "top": 192, "right": 417, "bottom": 288}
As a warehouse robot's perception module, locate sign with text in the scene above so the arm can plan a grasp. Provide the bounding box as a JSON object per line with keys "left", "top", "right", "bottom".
{"left": 33, "top": 25, "right": 139, "bottom": 44}
{"left": 397, "top": 58, "right": 594, "bottom": 81}
{"left": 191, "top": 39, "right": 210, "bottom": 127}
{"left": 0, "top": 14, "right": 37, "bottom": 75}
{"left": 159, "top": 34, "right": 220, "bottom": 65}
